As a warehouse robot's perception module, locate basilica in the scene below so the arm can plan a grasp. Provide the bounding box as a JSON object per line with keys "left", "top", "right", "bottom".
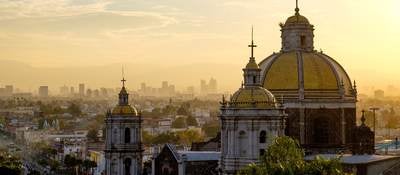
{"left": 219, "top": 2, "right": 374, "bottom": 175}
{"left": 105, "top": 2, "right": 382, "bottom": 175}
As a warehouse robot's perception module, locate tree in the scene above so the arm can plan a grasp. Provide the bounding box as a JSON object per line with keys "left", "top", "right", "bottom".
{"left": 238, "top": 136, "right": 347, "bottom": 175}
{"left": 177, "top": 129, "right": 204, "bottom": 146}
{"left": 87, "top": 128, "right": 99, "bottom": 142}
{"left": 186, "top": 116, "right": 198, "bottom": 126}
{"left": 82, "top": 159, "right": 97, "bottom": 174}
{"left": 0, "top": 151, "right": 22, "bottom": 175}
{"left": 64, "top": 154, "right": 83, "bottom": 174}
{"left": 152, "top": 132, "right": 179, "bottom": 145}
{"left": 202, "top": 122, "right": 220, "bottom": 138}
{"left": 177, "top": 103, "right": 190, "bottom": 116}
{"left": 68, "top": 103, "right": 81, "bottom": 116}
{"left": 142, "top": 130, "right": 155, "bottom": 145}
{"left": 172, "top": 117, "right": 186, "bottom": 128}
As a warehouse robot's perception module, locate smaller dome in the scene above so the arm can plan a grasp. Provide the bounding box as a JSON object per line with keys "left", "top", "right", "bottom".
{"left": 285, "top": 14, "right": 309, "bottom": 25}
{"left": 245, "top": 59, "right": 260, "bottom": 69}
{"left": 112, "top": 105, "right": 138, "bottom": 116}
{"left": 230, "top": 86, "right": 277, "bottom": 108}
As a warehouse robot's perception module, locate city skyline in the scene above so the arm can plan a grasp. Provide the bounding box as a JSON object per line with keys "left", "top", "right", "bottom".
{"left": 0, "top": 0, "right": 399, "bottom": 92}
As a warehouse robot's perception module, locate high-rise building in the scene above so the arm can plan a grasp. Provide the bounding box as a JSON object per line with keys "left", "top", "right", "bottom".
{"left": 209, "top": 78, "right": 217, "bottom": 93}
{"left": 105, "top": 78, "right": 142, "bottom": 175}
{"left": 4, "top": 85, "right": 13, "bottom": 96}
{"left": 38, "top": 86, "right": 49, "bottom": 97}
{"left": 86, "top": 89, "right": 92, "bottom": 98}
{"left": 70, "top": 87, "right": 75, "bottom": 94}
{"left": 79, "top": 83, "right": 85, "bottom": 96}
{"left": 60, "top": 85, "right": 69, "bottom": 96}
{"left": 374, "top": 89, "right": 384, "bottom": 99}
{"left": 200, "top": 80, "right": 207, "bottom": 94}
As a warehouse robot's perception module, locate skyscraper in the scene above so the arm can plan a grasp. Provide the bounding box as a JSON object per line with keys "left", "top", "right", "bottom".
{"left": 79, "top": 83, "right": 85, "bottom": 96}
{"left": 38, "top": 86, "right": 49, "bottom": 97}
{"left": 4, "top": 85, "right": 13, "bottom": 96}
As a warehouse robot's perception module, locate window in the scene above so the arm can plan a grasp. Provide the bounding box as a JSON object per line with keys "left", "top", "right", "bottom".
{"left": 259, "top": 130, "right": 266, "bottom": 143}
{"left": 124, "top": 128, "right": 131, "bottom": 143}
{"left": 239, "top": 131, "right": 247, "bottom": 156}
{"left": 124, "top": 158, "right": 131, "bottom": 175}
{"left": 253, "top": 76, "right": 257, "bottom": 84}
{"left": 259, "top": 149, "right": 266, "bottom": 157}
{"left": 300, "top": 35, "right": 306, "bottom": 48}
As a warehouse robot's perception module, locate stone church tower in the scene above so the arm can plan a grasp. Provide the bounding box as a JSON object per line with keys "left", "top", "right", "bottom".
{"left": 220, "top": 33, "right": 287, "bottom": 175}
{"left": 105, "top": 78, "right": 143, "bottom": 175}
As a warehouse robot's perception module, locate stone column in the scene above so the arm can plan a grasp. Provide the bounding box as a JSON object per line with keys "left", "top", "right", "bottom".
{"left": 341, "top": 108, "right": 346, "bottom": 144}
{"left": 299, "top": 108, "right": 305, "bottom": 144}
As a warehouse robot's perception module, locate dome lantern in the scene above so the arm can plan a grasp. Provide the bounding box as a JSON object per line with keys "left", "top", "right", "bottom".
{"left": 281, "top": 0, "right": 314, "bottom": 52}
{"left": 243, "top": 28, "right": 262, "bottom": 87}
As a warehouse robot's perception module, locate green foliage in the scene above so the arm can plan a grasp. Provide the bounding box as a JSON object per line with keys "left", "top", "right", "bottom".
{"left": 87, "top": 128, "right": 99, "bottom": 142}
{"left": 238, "top": 136, "right": 349, "bottom": 175}
{"left": 151, "top": 132, "right": 179, "bottom": 145}
{"left": 176, "top": 129, "right": 204, "bottom": 146}
{"left": 142, "top": 130, "right": 154, "bottom": 145}
{"left": 305, "top": 156, "right": 344, "bottom": 175}
{"left": 186, "top": 116, "right": 198, "bottom": 126}
{"left": 144, "top": 129, "right": 204, "bottom": 146}
{"left": 177, "top": 103, "right": 190, "bottom": 116}
{"left": 172, "top": 117, "right": 186, "bottom": 128}
{"left": 0, "top": 151, "right": 22, "bottom": 175}
{"left": 67, "top": 102, "right": 81, "bottom": 116}
{"left": 202, "top": 122, "right": 220, "bottom": 138}
{"left": 82, "top": 159, "right": 97, "bottom": 173}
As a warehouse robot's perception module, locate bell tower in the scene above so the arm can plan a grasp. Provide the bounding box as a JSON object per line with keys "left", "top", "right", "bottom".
{"left": 105, "top": 77, "right": 143, "bottom": 175}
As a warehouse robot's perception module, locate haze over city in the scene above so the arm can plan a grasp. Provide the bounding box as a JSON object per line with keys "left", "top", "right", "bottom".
{"left": 0, "top": 0, "right": 399, "bottom": 94}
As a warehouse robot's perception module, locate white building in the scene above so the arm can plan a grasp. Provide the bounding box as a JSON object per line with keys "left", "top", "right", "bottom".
{"left": 219, "top": 35, "right": 286, "bottom": 175}
{"left": 104, "top": 79, "right": 143, "bottom": 175}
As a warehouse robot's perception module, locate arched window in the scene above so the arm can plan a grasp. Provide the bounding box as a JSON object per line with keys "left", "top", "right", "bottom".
{"left": 113, "top": 128, "right": 118, "bottom": 143}
{"left": 111, "top": 159, "right": 118, "bottom": 175}
{"left": 124, "top": 128, "right": 131, "bottom": 143}
{"left": 259, "top": 130, "right": 267, "bottom": 143}
{"left": 239, "top": 131, "right": 247, "bottom": 156}
{"left": 124, "top": 158, "right": 131, "bottom": 175}
{"left": 300, "top": 35, "right": 306, "bottom": 48}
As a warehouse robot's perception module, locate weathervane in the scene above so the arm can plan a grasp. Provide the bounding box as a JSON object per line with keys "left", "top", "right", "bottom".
{"left": 295, "top": 0, "right": 300, "bottom": 14}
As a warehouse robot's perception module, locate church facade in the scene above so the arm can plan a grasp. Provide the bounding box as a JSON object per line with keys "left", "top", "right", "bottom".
{"left": 219, "top": 35, "right": 287, "bottom": 175}
{"left": 104, "top": 79, "right": 143, "bottom": 175}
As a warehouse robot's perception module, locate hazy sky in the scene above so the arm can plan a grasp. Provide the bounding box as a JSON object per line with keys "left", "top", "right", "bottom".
{"left": 0, "top": 0, "right": 399, "bottom": 93}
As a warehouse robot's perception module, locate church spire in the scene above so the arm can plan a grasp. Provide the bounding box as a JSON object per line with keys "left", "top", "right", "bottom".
{"left": 243, "top": 28, "right": 261, "bottom": 87}
{"left": 118, "top": 67, "right": 129, "bottom": 106}
{"left": 248, "top": 26, "right": 257, "bottom": 59}
{"left": 295, "top": 0, "right": 300, "bottom": 15}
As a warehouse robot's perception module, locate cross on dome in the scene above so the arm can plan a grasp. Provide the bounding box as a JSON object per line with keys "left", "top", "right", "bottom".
{"left": 248, "top": 27, "right": 257, "bottom": 58}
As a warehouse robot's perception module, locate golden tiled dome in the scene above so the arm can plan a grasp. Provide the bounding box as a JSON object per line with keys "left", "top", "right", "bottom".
{"left": 259, "top": 51, "right": 354, "bottom": 98}
{"left": 112, "top": 105, "right": 138, "bottom": 116}
{"left": 285, "top": 14, "right": 310, "bottom": 25}
{"left": 230, "top": 86, "right": 277, "bottom": 108}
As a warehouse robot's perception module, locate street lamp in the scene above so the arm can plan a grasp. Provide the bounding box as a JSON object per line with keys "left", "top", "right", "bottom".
{"left": 369, "top": 107, "right": 380, "bottom": 142}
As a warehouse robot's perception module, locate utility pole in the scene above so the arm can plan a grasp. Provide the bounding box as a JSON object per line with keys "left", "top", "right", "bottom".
{"left": 370, "top": 107, "right": 380, "bottom": 143}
